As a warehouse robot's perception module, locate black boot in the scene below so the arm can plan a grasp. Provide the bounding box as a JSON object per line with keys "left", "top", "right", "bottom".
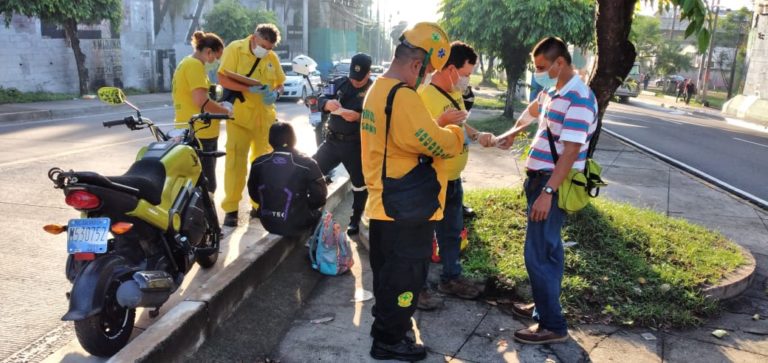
{"left": 462, "top": 204, "right": 476, "bottom": 218}
{"left": 370, "top": 338, "right": 427, "bottom": 361}
{"left": 347, "top": 218, "right": 360, "bottom": 236}
{"left": 223, "top": 211, "right": 238, "bottom": 227}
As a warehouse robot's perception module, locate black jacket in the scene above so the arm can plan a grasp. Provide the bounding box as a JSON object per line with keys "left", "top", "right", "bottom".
{"left": 248, "top": 150, "right": 327, "bottom": 236}
{"left": 318, "top": 76, "right": 372, "bottom": 135}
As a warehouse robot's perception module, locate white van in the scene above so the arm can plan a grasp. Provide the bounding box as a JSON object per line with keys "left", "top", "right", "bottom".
{"left": 614, "top": 62, "right": 641, "bottom": 103}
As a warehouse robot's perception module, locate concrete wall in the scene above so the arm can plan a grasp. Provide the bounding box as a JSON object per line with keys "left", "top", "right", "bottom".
{"left": 743, "top": 0, "right": 768, "bottom": 98}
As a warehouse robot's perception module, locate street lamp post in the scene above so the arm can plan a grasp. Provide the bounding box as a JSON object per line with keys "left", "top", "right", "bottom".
{"left": 699, "top": 0, "right": 721, "bottom": 104}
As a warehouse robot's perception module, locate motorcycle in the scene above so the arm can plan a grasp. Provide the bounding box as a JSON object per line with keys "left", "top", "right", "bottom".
{"left": 44, "top": 87, "right": 230, "bottom": 357}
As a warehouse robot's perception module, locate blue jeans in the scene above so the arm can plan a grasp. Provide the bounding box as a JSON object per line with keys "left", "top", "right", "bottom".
{"left": 524, "top": 175, "right": 568, "bottom": 335}
{"left": 436, "top": 179, "right": 464, "bottom": 281}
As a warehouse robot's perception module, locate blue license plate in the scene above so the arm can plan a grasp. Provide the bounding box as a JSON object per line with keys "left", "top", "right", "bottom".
{"left": 67, "top": 218, "right": 110, "bottom": 254}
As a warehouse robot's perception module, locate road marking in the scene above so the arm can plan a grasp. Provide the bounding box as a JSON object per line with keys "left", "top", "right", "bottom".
{"left": 608, "top": 113, "right": 683, "bottom": 125}
{"left": 603, "top": 119, "right": 647, "bottom": 128}
{"left": 604, "top": 128, "right": 768, "bottom": 210}
{"left": 734, "top": 137, "right": 768, "bottom": 149}
{"left": 0, "top": 106, "right": 170, "bottom": 129}
{"left": 0, "top": 137, "right": 151, "bottom": 169}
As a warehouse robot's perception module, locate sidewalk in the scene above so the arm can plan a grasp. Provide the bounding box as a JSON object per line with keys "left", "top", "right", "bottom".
{"left": 0, "top": 93, "right": 173, "bottom": 123}
{"left": 272, "top": 130, "right": 768, "bottom": 361}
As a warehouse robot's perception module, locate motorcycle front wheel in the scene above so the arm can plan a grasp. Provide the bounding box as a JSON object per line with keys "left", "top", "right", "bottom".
{"left": 74, "top": 280, "right": 135, "bottom": 357}
{"left": 194, "top": 226, "right": 220, "bottom": 268}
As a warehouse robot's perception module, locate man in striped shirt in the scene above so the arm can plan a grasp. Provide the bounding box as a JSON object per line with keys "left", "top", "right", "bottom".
{"left": 494, "top": 37, "right": 597, "bottom": 345}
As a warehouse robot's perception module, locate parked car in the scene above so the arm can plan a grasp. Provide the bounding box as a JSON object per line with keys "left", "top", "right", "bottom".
{"left": 280, "top": 62, "right": 322, "bottom": 101}
{"left": 327, "top": 59, "right": 351, "bottom": 81}
{"left": 654, "top": 75, "right": 684, "bottom": 87}
{"left": 370, "top": 65, "right": 385, "bottom": 81}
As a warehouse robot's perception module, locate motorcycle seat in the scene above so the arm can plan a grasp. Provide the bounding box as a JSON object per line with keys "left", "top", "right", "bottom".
{"left": 108, "top": 160, "right": 166, "bottom": 205}
{"left": 74, "top": 160, "right": 166, "bottom": 205}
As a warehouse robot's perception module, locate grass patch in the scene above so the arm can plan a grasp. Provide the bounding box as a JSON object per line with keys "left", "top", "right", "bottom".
{"left": 463, "top": 188, "right": 745, "bottom": 328}
{"left": 470, "top": 74, "right": 507, "bottom": 91}
{"left": 0, "top": 87, "right": 77, "bottom": 104}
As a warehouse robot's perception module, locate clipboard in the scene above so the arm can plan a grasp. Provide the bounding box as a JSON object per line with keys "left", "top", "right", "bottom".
{"left": 222, "top": 70, "right": 262, "bottom": 86}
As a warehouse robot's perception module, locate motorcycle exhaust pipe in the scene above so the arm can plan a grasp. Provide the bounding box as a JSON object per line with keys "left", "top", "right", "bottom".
{"left": 116, "top": 271, "right": 176, "bottom": 309}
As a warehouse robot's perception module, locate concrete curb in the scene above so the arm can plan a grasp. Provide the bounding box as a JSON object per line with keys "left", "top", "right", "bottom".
{"left": 108, "top": 178, "right": 351, "bottom": 363}
{"left": 703, "top": 246, "right": 757, "bottom": 301}
{"left": 603, "top": 129, "right": 768, "bottom": 211}
{"left": 0, "top": 100, "right": 172, "bottom": 123}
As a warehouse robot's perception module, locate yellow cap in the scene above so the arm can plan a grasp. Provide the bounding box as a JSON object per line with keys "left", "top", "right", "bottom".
{"left": 399, "top": 22, "right": 451, "bottom": 70}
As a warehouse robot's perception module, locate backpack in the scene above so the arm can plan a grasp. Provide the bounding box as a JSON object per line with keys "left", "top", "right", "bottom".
{"left": 308, "top": 211, "right": 354, "bottom": 275}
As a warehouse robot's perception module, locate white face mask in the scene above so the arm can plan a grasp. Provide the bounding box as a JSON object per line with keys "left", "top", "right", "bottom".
{"left": 205, "top": 59, "right": 220, "bottom": 74}
{"left": 252, "top": 45, "right": 268, "bottom": 58}
{"left": 454, "top": 76, "right": 470, "bottom": 93}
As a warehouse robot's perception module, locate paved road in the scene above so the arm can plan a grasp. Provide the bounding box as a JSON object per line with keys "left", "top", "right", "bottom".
{"left": 0, "top": 99, "right": 314, "bottom": 361}
{"left": 603, "top": 101, "right": 768, "bottom": 204}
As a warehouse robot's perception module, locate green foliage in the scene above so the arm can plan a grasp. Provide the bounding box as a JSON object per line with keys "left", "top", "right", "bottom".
{"left": 203, "top": 0, "right": 278, "bottom": 44}
{"left": 441, "top": 0, "right": 594, "bottom": 115}
{"left": 655, "top": 42, "right": 694, "bottom": 76}
{"left": 630, "top": 15, "right": 663, "bottom": 61}
{"left": 0, "top": 0, "right": 122, "bottom": 29}
{"left": 0, "top": 87, "right": 77, "bottom": 104}
{"left": 463, "top": 188, "right": 745, "bottom": 328}
{"left": 648, "top": 0, "right": 711, "bottom": 53}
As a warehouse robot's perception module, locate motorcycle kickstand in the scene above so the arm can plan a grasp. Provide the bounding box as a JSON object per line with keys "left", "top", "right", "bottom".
{"left": 149, "top": 308, "right": 160, "bottom": 318}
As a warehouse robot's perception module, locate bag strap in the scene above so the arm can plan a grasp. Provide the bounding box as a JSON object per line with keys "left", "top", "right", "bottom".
{"left": 245, "top": 58, "right": 261, "bottom": 78}
{"left": 586, "top": 110, "right": 601, "bottom": 158}
{"left": 381, "top": 82, "right": 409, "bottom": 181}
{"left": 430, "top": 83, "right": 462, "bottom": 110}
{"left": 545, "top": 123, "right": 560, "bottom": 165}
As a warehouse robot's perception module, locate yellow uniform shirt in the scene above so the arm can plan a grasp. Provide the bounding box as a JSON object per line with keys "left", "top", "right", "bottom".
{"left": 172, "top": 56, "right": 219, "bottom": 139}
{"left": 419, "top": 84, "right": 469, "bottom": 181}
{"left": 361, "top": 77, "right": 465, "bottom": 221}
{"left": 218, "top": 36, "right": 286, "bottom": 106}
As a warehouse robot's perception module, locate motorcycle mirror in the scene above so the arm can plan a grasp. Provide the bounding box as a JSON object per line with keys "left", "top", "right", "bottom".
{"left": 97, "top": 87, "right": 127, "bottom": 105}
{"left": 97, "top": 86, "right": 140, "bottom": 113}
{"left": 209, "top": 84, "right": 223, "bottom": 102}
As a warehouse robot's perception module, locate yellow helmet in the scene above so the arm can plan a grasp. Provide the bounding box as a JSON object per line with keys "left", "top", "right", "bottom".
{"left": 399, "top": 22, "right": 451, "bottom": 70}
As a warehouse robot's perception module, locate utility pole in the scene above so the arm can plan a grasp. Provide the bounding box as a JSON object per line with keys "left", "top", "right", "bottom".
{"left": 670, "top": 5, "right": 678, "bottom": 41}
{"left": 727, "top": 15, "right": 749, "bottom": 99}
{"left": 700, "top": 0, "right": 721, "bottom": 104}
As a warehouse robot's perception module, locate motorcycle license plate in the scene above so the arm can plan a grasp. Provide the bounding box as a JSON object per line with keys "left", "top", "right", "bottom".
{"left": 67, "top": 218, "right": 110, "bottom": 254}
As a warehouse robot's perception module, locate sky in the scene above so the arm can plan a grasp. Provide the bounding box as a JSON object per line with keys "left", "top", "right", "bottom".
{"left": 376, "top": 0, "right": 756, "bottom": 27}
{"left": 375, "top": 0, "right": 442, "bottom": 27}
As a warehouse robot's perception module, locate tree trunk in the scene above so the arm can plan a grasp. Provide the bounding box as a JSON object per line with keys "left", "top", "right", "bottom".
{"left": 63, "top": 19, "right": 89, "bottom": 96}
{"left": 501, "top": 50, "right": 527, "bottom": 118}
{"left": 478, "top": 53, "right": 486, "bottom": 81}
{"left": 589, "top": 0, "right": 637, "bottom": 121}
{"left": 154, "top": 0, "right": 171, "bottom": 36}
{"left": 483, "top": 55, "right": 496, "bottom": 85}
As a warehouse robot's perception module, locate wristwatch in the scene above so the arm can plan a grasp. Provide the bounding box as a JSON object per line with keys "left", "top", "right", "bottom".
{"left": 542, "top": 186, "right": 555, "bottom": 195}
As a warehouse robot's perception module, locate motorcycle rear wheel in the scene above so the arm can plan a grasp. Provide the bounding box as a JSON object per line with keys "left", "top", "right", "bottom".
{"left": 74, "top": 280, "right": 135, "bottom": 357}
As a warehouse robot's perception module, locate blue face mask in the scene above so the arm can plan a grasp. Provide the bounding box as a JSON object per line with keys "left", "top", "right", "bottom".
{"left": 533, "top": 63, "right": 559, "bottom": 90}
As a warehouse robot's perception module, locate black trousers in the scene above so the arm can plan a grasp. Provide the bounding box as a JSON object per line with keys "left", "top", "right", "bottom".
{"left": 199, "top": 137, "right": 218, "bottom": 193}
{"left": 313, "top": 137, "right": 367, "bottom": 224}
{"left": 369, "top": 219, "right": 435, "bottom": 344}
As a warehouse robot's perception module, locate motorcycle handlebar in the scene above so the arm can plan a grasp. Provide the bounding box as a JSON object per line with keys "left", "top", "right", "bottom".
{"left": 102, "top": 119, "right": 126, "bottom": 127}
{"left": 192, "top": 113, "right": 233, "bottom": 122}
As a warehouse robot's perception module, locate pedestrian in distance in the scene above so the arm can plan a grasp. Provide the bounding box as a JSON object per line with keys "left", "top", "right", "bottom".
{"left": 217, "top": 24, "right": 286, "bottom": 227}
{"left": 685, "top": 80, "right": 695, "bottom": 105}
{"left": 415, "top": 41, "right": 493, "bottom": 310}
{"left": 360, "top": 22, "right": 466, "bottom": 361}
{"left": 312, "top": 53, "right": 374, "bottom": 236}
{"left": 491, "top": 36, "right": 598, "bottom": 345}
{"left": 171, "top": 31, "right": 232, "bottom": 194}
{"left": 248, "top": 121, "right": 327, "bottom": 237}
{"left": 677, "top": 79, "right": 688, "bottom": 102}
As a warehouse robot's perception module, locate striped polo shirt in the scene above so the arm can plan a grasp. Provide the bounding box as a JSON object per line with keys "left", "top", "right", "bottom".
{"left": 525, "top": 75, "right": 598, "bottom": 172}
